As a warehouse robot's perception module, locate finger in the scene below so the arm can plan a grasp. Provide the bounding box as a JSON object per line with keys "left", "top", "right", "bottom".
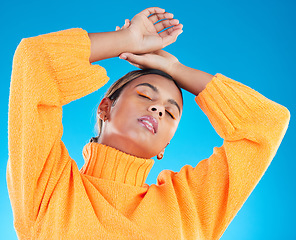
{"left": 115, "top": 26, "right": 120, "bottom": 31}
{"left": 127, "top": 19, "right": 131, "bottom": 27}
{"left": 154, "top": 19, "right": 179, "bottom": 32}
{"left": 119, "top": 53, "right": 146, "bottom": 66}
{"left": 163, "top": 29, "right": 183, "bottom": 47}
{"left": 148, "top": 12, "right": 174, "bottom": 24}
{"left": 160, "top": 27, "right": 183, "bottom": 47}
{"left": 159, "top": 29, "right": 181, "bottom": 42}
{"left": 159, "top": 24, "right": 183, "bottom": 37}
{"left": 119, "top": 53, "right": 145, "bottom": 69}
{"left": 123, "top": 19, "right": 130, "bottom": 29}
{"left": 128, "top": 61, "right": 143, "bottom": 69}
{"left": 139, "top": 7, "right": 165, "bottom": 18}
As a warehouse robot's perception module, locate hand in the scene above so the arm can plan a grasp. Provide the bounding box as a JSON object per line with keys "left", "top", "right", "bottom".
{"left": 119, "top": 50, "right": 214, "bottom": 96}
{"left": 118, "top": 50, "right": 180, "bottom": 73}
{"left": 116, "top": 7, "right": 183, "bottom": 54}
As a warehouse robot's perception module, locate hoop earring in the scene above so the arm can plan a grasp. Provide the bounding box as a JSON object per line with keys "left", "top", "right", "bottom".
{"left": 157, "top": 153, "right": 163, "bottom": 160}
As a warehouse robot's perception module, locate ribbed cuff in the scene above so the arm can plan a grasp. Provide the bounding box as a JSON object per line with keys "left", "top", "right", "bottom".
{"left": 37, "top": 28, "right": 109, "bottom": 105}
{"left": 195, "top": 73, "right": 268, "bottom": 139}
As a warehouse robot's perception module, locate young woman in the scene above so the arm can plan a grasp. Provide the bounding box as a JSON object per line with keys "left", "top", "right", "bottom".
{"left": 7, "top": 7, "right": 290, "bottom": 240}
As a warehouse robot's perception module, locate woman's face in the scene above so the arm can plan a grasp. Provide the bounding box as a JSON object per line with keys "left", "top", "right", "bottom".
{"left": 98, "top": 74, "right": 183, "bottom": 159}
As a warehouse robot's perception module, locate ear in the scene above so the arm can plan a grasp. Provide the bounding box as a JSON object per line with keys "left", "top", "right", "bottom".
{"left": 97, "top": 97, "right": 113, "bottom": 120}
{"left": 157, "top": 142, "right": 170, "bottom": 160}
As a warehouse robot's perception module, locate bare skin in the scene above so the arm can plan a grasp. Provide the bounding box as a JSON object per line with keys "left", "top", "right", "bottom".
{"left": 115, "top": 17, "right": 214, "bottom": 96}
{"left": 119, "top": 50, "right": 214, "bottom": 96}
{"left": 97, "top": 74, "right": 183, "bottom": 159}
{"left": 88, "top": 7, "right": 183, "bottom": 62}
{"left": 88, "top": 7, "right": 214, "bottom": 158}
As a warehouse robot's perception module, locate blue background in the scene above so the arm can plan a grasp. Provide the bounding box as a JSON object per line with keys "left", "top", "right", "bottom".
{"left": 1, "top": 0, "right": 295, "bottom": 239}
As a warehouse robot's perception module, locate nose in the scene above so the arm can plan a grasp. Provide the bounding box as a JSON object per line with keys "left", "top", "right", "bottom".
{"left": 148, "top": 104, "right": 164, "bottom": 118}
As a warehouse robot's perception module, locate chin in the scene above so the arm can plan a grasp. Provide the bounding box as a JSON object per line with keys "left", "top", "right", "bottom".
{"left": 125, "top": 139, "right": 157, "bottom": 159}
{"left": 108, "top": 125, "right": 163, "bottom": 158}
{"left": 125, "top": 137, "right": 161, "bottom": 159}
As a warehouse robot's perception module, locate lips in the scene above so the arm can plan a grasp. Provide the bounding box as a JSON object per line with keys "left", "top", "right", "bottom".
{"left": 138, "top": 115, "right": 158, "bottom": 134}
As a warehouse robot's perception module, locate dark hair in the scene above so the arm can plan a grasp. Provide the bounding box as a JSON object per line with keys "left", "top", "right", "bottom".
{"left": 90, "top": 69, "right": 183, "bottom": 143}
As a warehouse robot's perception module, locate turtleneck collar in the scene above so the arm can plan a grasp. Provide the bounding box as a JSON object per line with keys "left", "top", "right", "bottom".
{"left": 80, "top": 142, "right": 154, "bottom": 187}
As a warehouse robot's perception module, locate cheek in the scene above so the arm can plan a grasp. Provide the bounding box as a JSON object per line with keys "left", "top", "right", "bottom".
{"left": 109, "top": 101, "right": 141, "bottom": 132}
{"left": 158, "top": 121, "right": 179, "bottom": 144}
{"left": 111, "top": 101, "right": 141, "bottom": 117}
{"left": 167, "top": 124, "right": 178, "bottom": 140}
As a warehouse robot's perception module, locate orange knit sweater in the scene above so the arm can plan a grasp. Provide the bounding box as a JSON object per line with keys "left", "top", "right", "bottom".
{"left": 7, "top": 28, "right": 290, "bottom": 240}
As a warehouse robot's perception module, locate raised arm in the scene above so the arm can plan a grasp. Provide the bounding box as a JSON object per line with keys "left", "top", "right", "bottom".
{"left": 7, "top": 28, "right": 109, "bottom": 237}
{"left": 88, "top": 7, "right": 183, "bottom": 63}
{"left": 118, "top": 49, "right": 212, "bottom": 95}
{"left": 119, "top": 50, "right": 290, "bottom": 239}
{"left": 7, "top": 7, "right": 183, "bottom": 236}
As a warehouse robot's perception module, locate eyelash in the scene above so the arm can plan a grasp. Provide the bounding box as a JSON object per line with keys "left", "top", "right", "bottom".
{"left": 166, "top": 110, "right": 176, "bottom": 120}
{"left": 137, "top": 91, "right": 176, "bottom": 119}
{"left": 137, "top": 91, "right": 152, "bottom": 100}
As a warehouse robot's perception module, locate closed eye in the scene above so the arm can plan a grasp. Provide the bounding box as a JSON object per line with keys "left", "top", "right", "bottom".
{"left": 166, "top": 110, "right": 176, "bottom": 119}
{"left": 137, "top": 90, "right": 152, "bottom": 100}
{"left": 137, "top": 90, "right": 176, "bottom": 119}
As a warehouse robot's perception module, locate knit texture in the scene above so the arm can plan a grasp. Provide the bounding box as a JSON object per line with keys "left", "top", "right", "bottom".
{"left": 7, "top": 28, "right": 290, "bottom": 240}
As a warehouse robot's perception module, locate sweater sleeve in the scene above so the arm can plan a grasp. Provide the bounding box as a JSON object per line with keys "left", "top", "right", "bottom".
{"left": 157, "top": 73, "right": 290, "bottom": 239}
{"left": 7, "top": 28, "right": 109, "bottom": 234}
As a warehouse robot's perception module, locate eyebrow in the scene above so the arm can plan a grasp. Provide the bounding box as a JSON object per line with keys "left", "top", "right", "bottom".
{"left": 135, "top": 83, "right": 181, "bottom": 114}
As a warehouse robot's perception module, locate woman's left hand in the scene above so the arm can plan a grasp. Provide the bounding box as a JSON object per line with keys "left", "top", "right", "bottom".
{"left": 118, "top": 50, "right": 180, "bottom": 73}
{"left": 119, "top": 49, "right": 214, "bottom": 96}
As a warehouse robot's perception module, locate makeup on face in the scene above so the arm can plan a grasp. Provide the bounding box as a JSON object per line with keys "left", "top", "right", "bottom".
{"left": 138, "top": 115, "right": 158, "bottom": 134}
{"left": 135, "top": 83, "right": 180, "bottom": 120}
{"left": 97, "top": 74, "right": 183, "bottom": 159}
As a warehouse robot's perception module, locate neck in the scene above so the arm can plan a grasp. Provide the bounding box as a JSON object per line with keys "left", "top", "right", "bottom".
{"left": 97, "top": 133, "right": 152, "bottom": 159}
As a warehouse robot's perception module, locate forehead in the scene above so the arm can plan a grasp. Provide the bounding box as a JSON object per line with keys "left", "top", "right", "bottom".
{"left": 124, "top": 74, "right": 183, "bottom": 105}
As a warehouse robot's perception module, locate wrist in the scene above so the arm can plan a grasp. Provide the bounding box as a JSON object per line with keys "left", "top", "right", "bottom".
{"left": 167, "top": 62, "right": 214, "bottom": 95}
{"left": 88, "top": 30, "right": 136, "bottom": 62}
{"left": 166, "top": 61, "right": 182, "bottom": 78}
{"left": 116, "top": 29, "right": 137, "bottom": 54}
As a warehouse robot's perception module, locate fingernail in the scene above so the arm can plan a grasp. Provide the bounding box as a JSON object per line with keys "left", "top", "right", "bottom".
{"left": 120, "top": 54, "right": 127, "bottom": 60}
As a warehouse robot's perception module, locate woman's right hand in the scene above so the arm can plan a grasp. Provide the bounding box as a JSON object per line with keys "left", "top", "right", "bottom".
{"left": 88, "top": 7, "right": 182, "bottom": 63}
{"left": 117, "top": 7, "right": 183, "bottom": 54}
